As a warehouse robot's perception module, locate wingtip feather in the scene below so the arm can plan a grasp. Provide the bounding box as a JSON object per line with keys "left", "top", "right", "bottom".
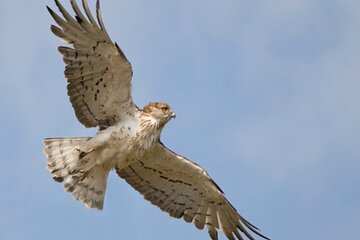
{"left": 46, "top": 5, "right": 54, "bottom": 15}
{"left": 82, "top": 0, "right": 98, "bottom": 27}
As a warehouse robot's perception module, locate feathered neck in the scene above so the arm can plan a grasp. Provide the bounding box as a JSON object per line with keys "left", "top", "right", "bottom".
{"left": 136, "top": 113, "right": 164, "bottom": 149}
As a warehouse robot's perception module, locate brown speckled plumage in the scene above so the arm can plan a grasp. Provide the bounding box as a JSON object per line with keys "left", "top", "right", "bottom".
{"left": 44, "top": 1, "right": 269, "bottom": 240}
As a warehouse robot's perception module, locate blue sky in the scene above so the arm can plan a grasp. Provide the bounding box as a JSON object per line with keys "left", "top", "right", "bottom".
{"left": 0, "top": 0, "right": 359, "bottom": 239}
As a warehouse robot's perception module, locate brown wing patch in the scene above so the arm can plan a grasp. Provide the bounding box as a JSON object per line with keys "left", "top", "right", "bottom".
{"left": 48, "top": 0, "right": 135, "bottom": 128}
{"left": 117, "top": 143, "right": 269, "bottom": 240}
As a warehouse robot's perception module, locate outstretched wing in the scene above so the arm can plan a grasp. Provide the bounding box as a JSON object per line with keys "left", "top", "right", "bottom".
{"left": 117, "top": 143, "right": 269, "bottom": 240}
{"left": 48, "top": 0, "right": 135, "bottom": 128}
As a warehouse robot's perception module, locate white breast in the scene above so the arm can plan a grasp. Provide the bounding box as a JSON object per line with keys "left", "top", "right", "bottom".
{"left": 91, "top": 114, "right": 142, "bottom": 168}
{"left": 90, "top": 112, "right": 162, "bottom": 170}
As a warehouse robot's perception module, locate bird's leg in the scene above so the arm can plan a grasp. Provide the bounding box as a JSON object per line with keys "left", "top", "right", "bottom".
{"left": 72, "top": 147, "right": 95, "bottom": 174}
{"left": 75, "top": 136, "right": 108, "bottom": 160}
{"left": 76, "top": 148, "right": 95, "bottom": 159}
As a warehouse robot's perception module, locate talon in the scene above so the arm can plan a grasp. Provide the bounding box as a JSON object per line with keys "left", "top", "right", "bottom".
{"left": 78, "top": 148, "right": 95, "bottom": 159}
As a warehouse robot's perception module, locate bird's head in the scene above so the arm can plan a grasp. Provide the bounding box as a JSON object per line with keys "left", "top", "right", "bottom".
{"left": 142, "top": 102, "right": 176, "bottom": 126}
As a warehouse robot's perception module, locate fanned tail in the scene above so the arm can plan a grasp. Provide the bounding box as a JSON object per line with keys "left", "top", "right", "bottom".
{"left": 44, "top": 137, "right": 91, "bottom": 182}
{"left": 43, "top": 137, "right": 109, "bottom": 210}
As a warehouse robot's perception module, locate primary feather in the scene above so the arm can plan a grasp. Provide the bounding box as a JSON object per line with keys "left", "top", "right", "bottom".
{"left": 47, "top": 0, "right": 134, "bottom": 129}
{"left": 44, "top": 1, "right": 269, "bottom": 239}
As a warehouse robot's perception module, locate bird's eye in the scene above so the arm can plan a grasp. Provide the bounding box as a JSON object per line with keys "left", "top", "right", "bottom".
{"left": 161, "top": 107, "right": 168, "bottom": 113}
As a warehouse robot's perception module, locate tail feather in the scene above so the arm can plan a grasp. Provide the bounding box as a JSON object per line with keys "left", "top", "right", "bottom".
{"left": 64, "top": 166, "right": 109, "bottom": 210}
{"left": 43, "top": 137, "right": 109, "bottom": 210}
{"left": 44, "top": 137, "right": 91, "bottom": 182}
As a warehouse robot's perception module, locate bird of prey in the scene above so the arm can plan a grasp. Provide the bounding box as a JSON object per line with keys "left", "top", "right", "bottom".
{"left": 44, "top": 1, "right": 269, "bottom": 239}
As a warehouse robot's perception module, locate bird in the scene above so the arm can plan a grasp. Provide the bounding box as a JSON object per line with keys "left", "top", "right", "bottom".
{"left": 44, "top": 1, "right": 269, "bottom": 239}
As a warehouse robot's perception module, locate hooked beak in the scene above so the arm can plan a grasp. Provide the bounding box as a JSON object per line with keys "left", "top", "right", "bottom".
{"left": 170, "top": 111, "right": 176, "bottom": 119}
